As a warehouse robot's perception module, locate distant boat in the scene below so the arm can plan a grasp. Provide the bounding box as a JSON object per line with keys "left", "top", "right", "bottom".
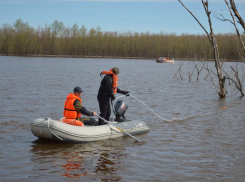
{"left": 156, "top": 57, "right": 175, "bottom": 63}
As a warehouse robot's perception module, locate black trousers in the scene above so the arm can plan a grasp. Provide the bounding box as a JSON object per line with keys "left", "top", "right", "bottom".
{"left": 77, "top": 117, "right": 97, "bottom": 126}
{"left": 97, "top": 97, "right": 111, "bottom": 125}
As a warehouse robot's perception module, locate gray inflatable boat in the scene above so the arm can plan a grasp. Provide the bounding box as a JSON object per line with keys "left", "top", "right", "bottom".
{"left": 31, "top": 100, "right": 150, "bottom": 143}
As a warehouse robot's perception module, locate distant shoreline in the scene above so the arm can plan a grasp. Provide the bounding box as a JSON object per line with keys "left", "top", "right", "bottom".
{"left": 0, "top": 54, "right": 241, "bottom": 62}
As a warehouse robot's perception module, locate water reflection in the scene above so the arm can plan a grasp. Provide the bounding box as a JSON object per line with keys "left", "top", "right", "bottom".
{"left": 30, "top": 138, "right": 127, "bottom": 180}
{"left": 61, "top": 152, "right": 88, "bottom": 178}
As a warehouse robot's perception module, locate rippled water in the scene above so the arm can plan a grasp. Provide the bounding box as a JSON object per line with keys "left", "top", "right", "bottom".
{"left": 0, "top": 56, "right": 244, "bottom": 181}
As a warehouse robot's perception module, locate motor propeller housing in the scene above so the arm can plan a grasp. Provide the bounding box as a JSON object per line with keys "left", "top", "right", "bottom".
{"left": 113, "top": 100, "right": 128, "bottom": 122}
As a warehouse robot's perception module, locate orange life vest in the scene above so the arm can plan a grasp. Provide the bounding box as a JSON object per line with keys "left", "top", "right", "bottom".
{"left": 63, "top": 93, "right": 82, "bottom": 119}
{"left": 101, "top": 69, "right": 118, "bottom": 94}
{"left": 60, "top": 118, "right": 84, "bottom": 127}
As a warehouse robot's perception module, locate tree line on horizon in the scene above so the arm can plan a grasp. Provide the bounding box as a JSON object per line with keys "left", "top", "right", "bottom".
{"left": 0, "top": 19, "right": 244, "bottom": 60}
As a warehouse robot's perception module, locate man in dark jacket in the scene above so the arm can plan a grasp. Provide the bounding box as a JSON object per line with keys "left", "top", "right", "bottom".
{"left": 97, "top": 67, "right": 129, "bottom": 125}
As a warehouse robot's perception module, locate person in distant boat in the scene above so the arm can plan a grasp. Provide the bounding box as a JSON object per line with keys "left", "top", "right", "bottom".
{"left": 63, "top": 86, "right": 97, "bottom": 125}
{"left": 97, "top": 67, "right": 129, "bottom": 125}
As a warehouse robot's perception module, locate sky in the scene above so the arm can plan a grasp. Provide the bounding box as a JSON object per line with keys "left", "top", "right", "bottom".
{"left": 0, "top": 0, "right": 244, "bottom": 35}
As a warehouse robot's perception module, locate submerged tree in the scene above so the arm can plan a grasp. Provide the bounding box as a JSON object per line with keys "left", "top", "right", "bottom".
{"left": 214, "top": 0, "right": 245, "bottom": 96}
{"left": 178, "top": 0, "right": 226, "bottom": 97}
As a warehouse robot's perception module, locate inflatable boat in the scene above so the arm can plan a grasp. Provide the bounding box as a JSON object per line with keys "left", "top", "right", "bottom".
{"left": 31, "top": 100, "right": 150, "bottom": 143}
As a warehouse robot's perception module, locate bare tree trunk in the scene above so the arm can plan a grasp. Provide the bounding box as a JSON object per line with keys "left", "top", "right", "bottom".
{"left": 214, "top": 0, "right": 245, "bottom": 96}
{"left": 173, "top": 61, "right": 184, "bottom": 80}
{"left": 188, "top": 66, "right": 195, "bottom": 81}
{"left": 202, "top": 1, "right": 226, "bottom": 97}
{"left": 178, "top": 0, "right": 226, "bottom": 97}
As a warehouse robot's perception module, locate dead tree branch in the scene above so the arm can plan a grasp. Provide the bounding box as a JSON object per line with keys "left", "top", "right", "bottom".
{"left": 229, "top": 0, "right": 245, "bottom": 33}
{"left": 188, "top": 65, "right": 196, "bottom": 81}
{"left": 224, "top": 0, "right": 245, "bottom": 56}
{"left": 173, "top": 61, "right": 185, "bottom": 80}
{"left": 193, "top": 61, "right": 205, "bottom": 81}
{"left": 229, "top": 65, "right": 244, "bottom": 96}
{"left": 214, "top": 12, "right": 234, "bottom": 24}
{"left": 178, "top": 0, "right": 212, "bottom": 43}
{"left": 205, "top": 63, "right": 220, "bottom": 94}
{"left": 178, "top": 0, "right": 227, "bottom": 97}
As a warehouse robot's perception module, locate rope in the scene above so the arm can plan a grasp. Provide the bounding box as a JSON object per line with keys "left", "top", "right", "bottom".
{"left": 115, "top": 95, "right": 127, "bottom": 99}
{"left": 117, "top": 94, "right": 227, "bottom": 122}
{"left": 129, "top": 94, "right": 172, "bottom": 122}
{"left": 171, "top": 107, "right": 227, "bottom": 121}
{"left": 47, "top": 118, "right": 64, "bottom": 141}
{"left": 96, "top": 114, "right": 117, "bottom": 140}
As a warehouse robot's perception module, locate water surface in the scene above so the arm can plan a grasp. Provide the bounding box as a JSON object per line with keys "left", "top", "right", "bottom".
{"left": 0, "top": 56, "right": 244, "bottom": 181}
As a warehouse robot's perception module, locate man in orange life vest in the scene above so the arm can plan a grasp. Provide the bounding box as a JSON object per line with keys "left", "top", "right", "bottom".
{"left": 97, "top": 67, "right": 129, "bottom": 125}
{"left": 63, "top": 86, "right": 97, "bottom": 125}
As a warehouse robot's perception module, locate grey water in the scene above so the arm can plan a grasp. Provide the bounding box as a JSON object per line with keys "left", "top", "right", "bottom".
{"left": 0, "top": 56, "right": 244, "bottom": 181}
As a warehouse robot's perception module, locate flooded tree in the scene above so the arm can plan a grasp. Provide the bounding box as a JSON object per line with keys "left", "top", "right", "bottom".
{"left": 177, "top": 0, "right": 245, "bottom": 97}
{"left": 214, "top": 0, "right": 245, "bottom": 96}
{"left": 178, "top": 0, "right": 226, "bottom": 97}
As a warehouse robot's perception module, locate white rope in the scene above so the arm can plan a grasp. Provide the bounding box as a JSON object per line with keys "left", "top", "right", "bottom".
{"left": 171, "top": 107, "right": 227, "bottom": 121}
{"left": 31, "top": 118, "right": 64, "bottom": 140}
{"left": 47, "top": 118, "right": 63, "bottom": 141}
{"left": 126, "top": 94, "right": 227, "bottom": 122}
{"left": 115, "top": 95, "right": 127, "bottom": 99}
{"left": 129, "top": 94, "right": 172, "bottom": 122}
{"left": 59, "top": 117, "right": 66, "bottom": 123}
{"left": 96, "top": 114, "right": 117, "bottom": 140}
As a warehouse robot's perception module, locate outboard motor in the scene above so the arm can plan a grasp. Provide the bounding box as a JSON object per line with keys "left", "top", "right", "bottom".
{"left": 113, "top": 100, "right": 128, "bottom": 122}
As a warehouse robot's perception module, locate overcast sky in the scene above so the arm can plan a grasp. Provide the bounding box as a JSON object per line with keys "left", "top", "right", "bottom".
{"left": 0, "top": 0, "right": 244, "bottom": 35}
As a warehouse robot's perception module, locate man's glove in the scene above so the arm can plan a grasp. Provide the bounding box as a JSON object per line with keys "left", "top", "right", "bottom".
{"left": 111, "top": 94, "right": 116, "bottom": 101}
{"left": 122, "top": 90, "right": 129, "bottom": 96}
